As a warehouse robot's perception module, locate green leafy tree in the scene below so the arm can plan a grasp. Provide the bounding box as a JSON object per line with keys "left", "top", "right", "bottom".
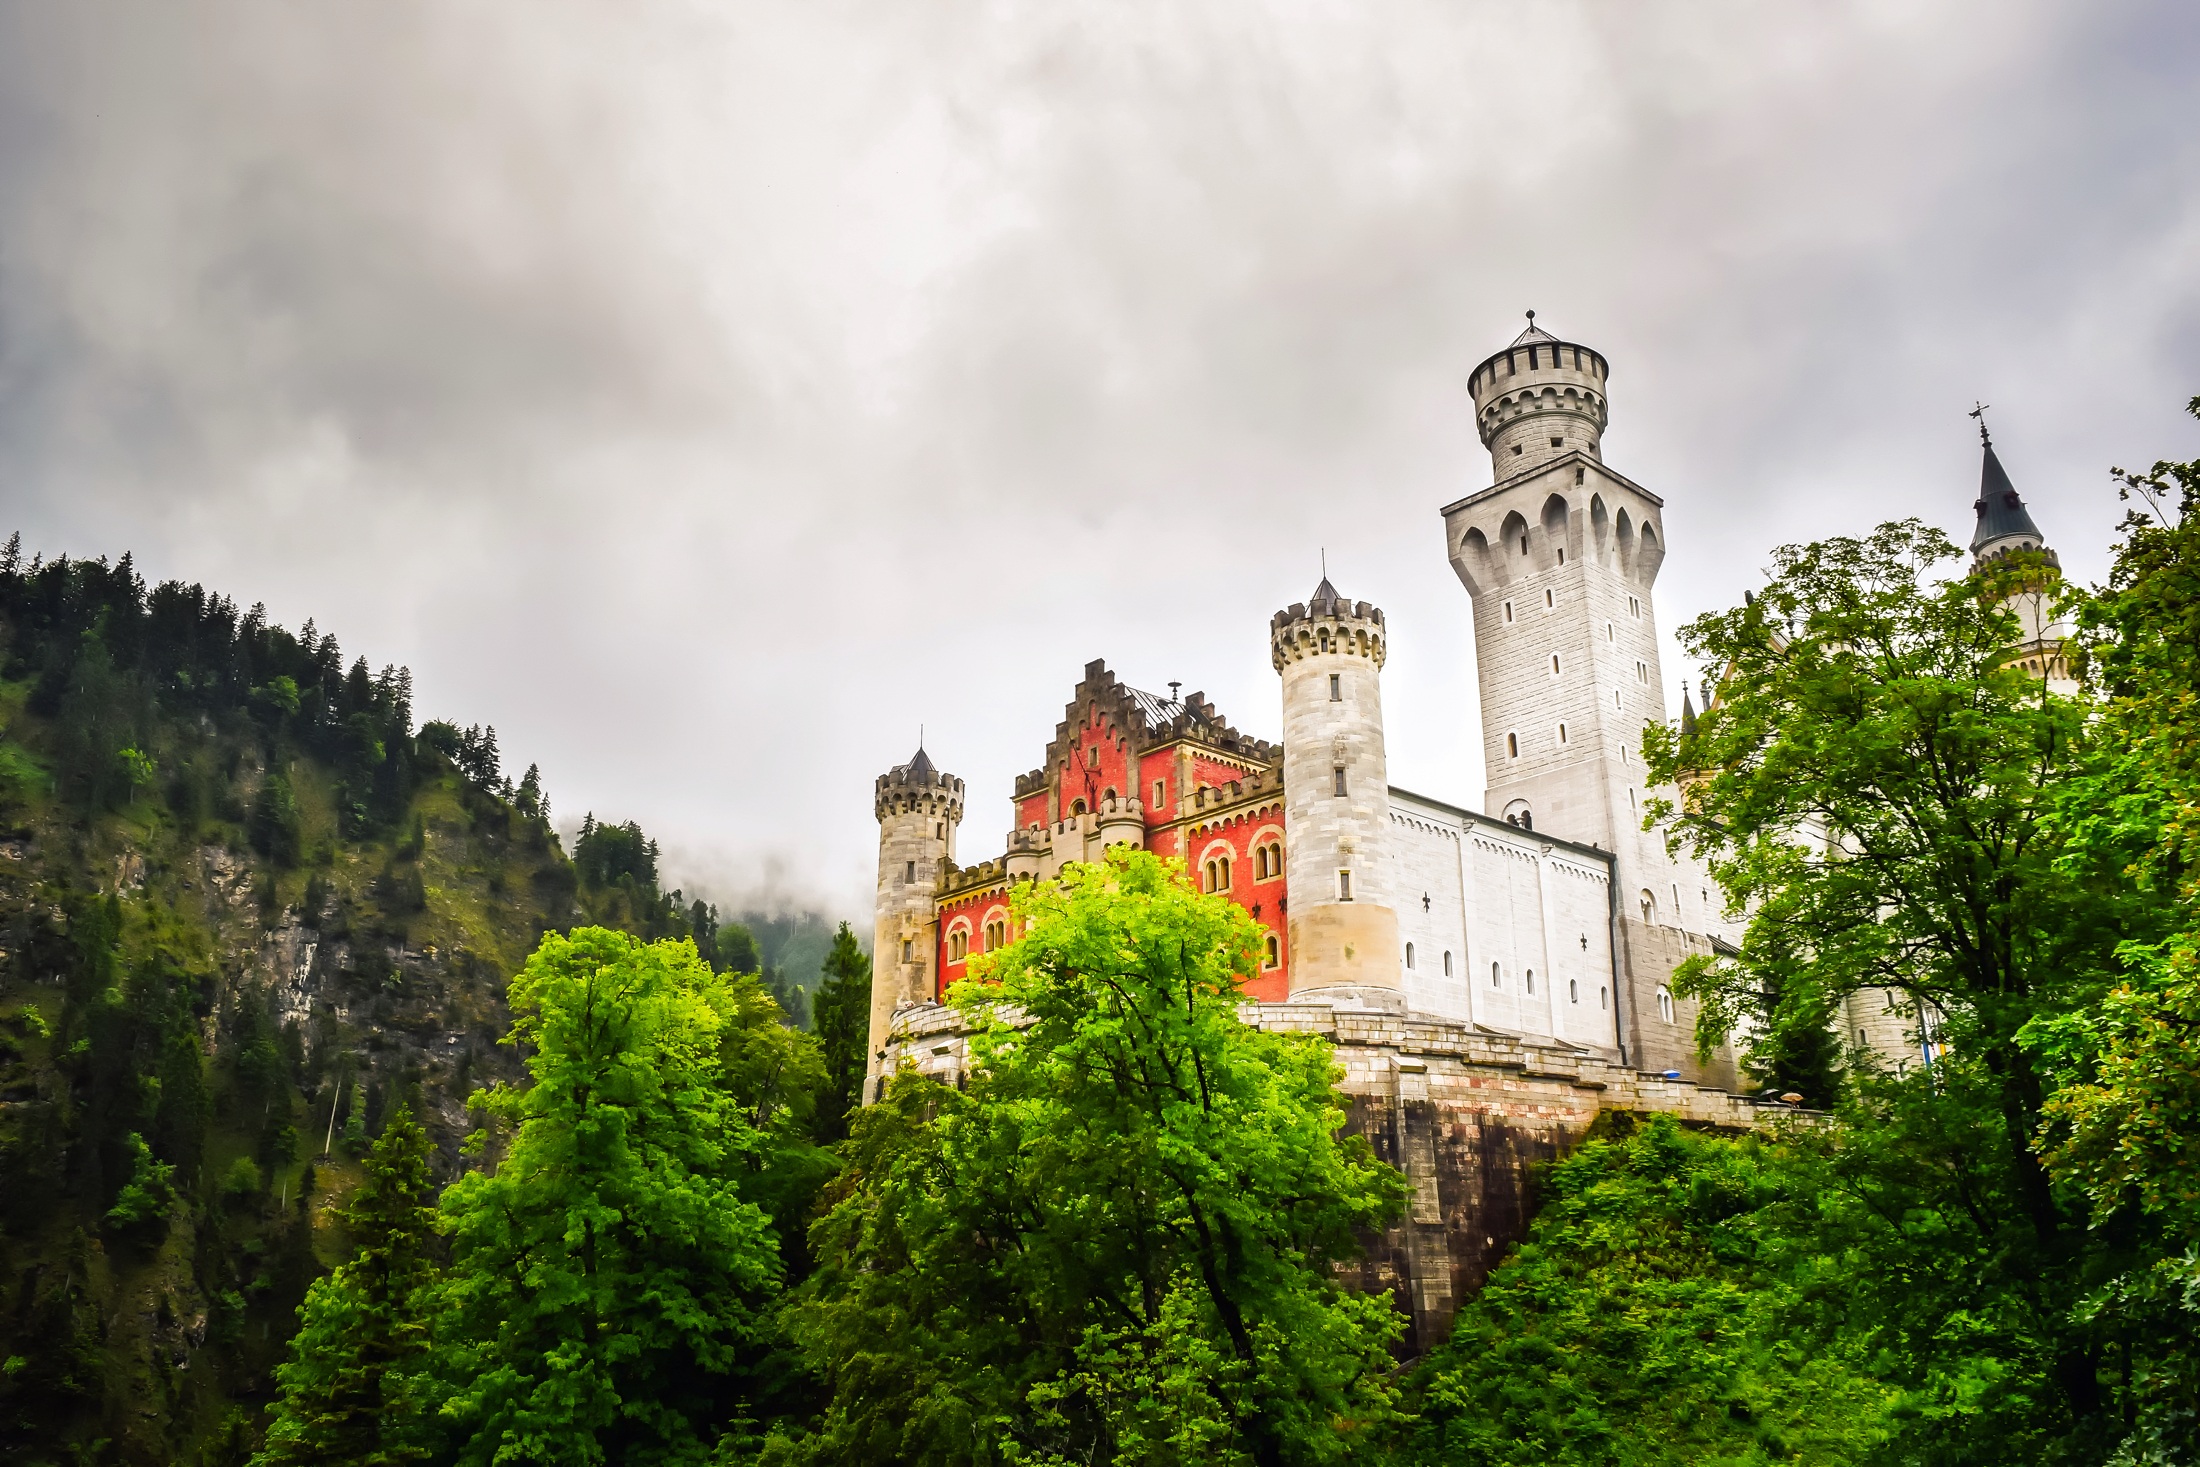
{"left": 250, "top": 767, "right": 304, "bottom": 867}
{"left": 1645, "top": 519, "right": 2156, "bottom": 1459}
{"left": 1402, "top": 1113, "right": 1892, "bottom": 1466}
{"left": 254, "top": 1106, "right": 439, "bottom": 1466}
{"left": 425, "top": 929, "right": 783, "bottom": 1465}
{"left": 808, "top": 921, "right": 870, "bottom": 1144}
{"left": 2026, "top": 412, "right": 2200, "bottom": 1460}
{"left": 788, "top": 849, "right": 1408, "bottom": 1466}
{"left": 101, "top": 1131, "right": 173, "bottom": 1233}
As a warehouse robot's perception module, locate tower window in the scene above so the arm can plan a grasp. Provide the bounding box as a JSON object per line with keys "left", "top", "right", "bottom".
{"left": 1637, "top": 660, "right": 1648, "bottom": 683}
{"left": 1520, "top": 535, "right": 1529, "bottom": 553}
{"left": 1154, "top": 779, "right": 1166, "bottom": 807}
{"left": 1444, "top": 950, "right": 1453, "bottom": 977}
{"left": 1657, "top": 986, "right": 1676, "bottom": 1024}
{"left": 1506, "top": 732, "right": 1519, "bottom": 759}
{"left": 1492, "top": 962, "right": 1502, "bottom": 988}
{"left": 1550, "top": 654, "right": 1561, "bottom": 675}
{"left": 905, "top": 860, "right": 915, "bottom": 882}
{"left": 1503, "top": 600, "right": 1515, "bottom": 624}
{"left": 1600, "top": 985, "right": 1607, "bottom": 1009}
{"left": 901, "top": 938, "right": 913, "bottom": 962}
{"left": 1557, "top": 722, "right": 1567, "bottom": 745}
{"left": 1545, "top": 588, "right": 1554, "bottom": 608}
{"left": 1607, "top": 622, "right": 1615, "bottom": 641}
{"left": 1556, "top": 546, "right": 1565, "bottom": 565}
{"left": 1264, "top": 934, "right": 1280, "bottom": 969}
{"left": 1550, "top": 437, "right": 1562, "bottom": 448}
{"left": 1333, "top": 766, "right": 1348, "bottom": 797}
{"left": 1405, "top": 942, "right": 1416, "bottom": 970}
{"left": 935, "top": 822, "right": 943, "bottom": 838}
{"left": 1513, "top": 445, "right": 1524, "bottom": 457}
{"left": 1329, "top": 673, "right": 1341, "bottom": 701}
{"left": 1629, "top": 595, "right": 1641, "bottom": 618}
{"left": 1526, "top": 968, "right": 1536, "bottom": 994}
{"left": 1569, "top": 978, "right": 1579, "bottom": 1004}
{"left": 1337, "top": 869, "right": 1353, "bottom": 901}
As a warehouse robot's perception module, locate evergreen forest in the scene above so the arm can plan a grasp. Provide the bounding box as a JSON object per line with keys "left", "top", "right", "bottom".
{"left": 0, "top": 404, "right": 2197, "bottom": 1465}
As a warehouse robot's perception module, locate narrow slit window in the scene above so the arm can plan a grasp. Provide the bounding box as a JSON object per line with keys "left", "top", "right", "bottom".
{"left": 1503, "top": 600, "right": 1515, "bottom": 624}
{"left": 1337, "top": 869, "right": 1353, "bottom": 901}
{"left": 1492, "top": 962, "right": 1502, "bottom": 988}
{"left": 1557, "top": 722, "right": 1568, "bottom": 745}
{"left": 1444, "top": 951, "right": 1453, "bottom": 977}
{"left": 1551, "top": 653, "right": 1561, "bottom": 675}
{"left": 1526, "top": 968, "right": 1536, "bottom": 994}
{"left": 1506, "top": 732, "right": 1519, "bottom": 759}
{"left": 1557, "top": 546, "right": 1565, "bottom": 565}
{"left": 1545, "top": 588, "right": 1554, "bottom": 609}
{"left": 1333, "top": 766, "right": 1348, "bottom": 797}
{"left": 1405, "top": 942, "right": 1415, "bottom": 970}
{"left": 1329, "top": 673, "right": 1342, "bottom": 701}
{"left": 905, "top": 860, "right": 915, "bottom": 882}
{"left": 1154, "top": 779, "right": 1166, "bottom": 807}
{"left": 1569, "top": 978, "right": 1579, "bottom": 1004}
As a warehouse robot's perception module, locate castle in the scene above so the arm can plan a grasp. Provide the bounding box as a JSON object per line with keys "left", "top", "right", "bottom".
{"left": 860, "top": 317, "right": 2065, "bottom": 1345}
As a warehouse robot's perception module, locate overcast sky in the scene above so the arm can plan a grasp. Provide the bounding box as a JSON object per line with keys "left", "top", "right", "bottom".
{"left": 4, "top": 1, "right": 2197, "bottom": 925}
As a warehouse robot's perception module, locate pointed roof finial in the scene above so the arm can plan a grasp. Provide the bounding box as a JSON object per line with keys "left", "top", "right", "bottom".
{"left": 1525, "top": 309, "right": 1535, "bottom": 328}
{"left": 1969, "top": 401, "right": 1992, "bottom": 448}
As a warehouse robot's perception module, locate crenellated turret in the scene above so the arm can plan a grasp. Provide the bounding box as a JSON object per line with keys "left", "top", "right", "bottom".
{"left": 1468, "top": 312, "right": 1611, "bottom": 481}
{"left": 1271, "top": 576, "right": 1401, "bottom": 1005}
{"left": 867, "top": 745, "right": 964, "bottom": 1100}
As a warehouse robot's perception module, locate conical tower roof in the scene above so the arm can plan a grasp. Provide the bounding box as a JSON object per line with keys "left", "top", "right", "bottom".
{"left": 1311, "top": 574, "right": 1341, "bottom": 606}
{"left": 903, "top": 744, "right": 935, "bottom": 780}
{"left": 1971, "top": 437, "right": 2044, "bottom": 553}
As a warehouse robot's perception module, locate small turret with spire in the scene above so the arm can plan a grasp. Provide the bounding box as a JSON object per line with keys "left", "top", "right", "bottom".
{"left": 1962, "top": 406, "right": 2075, "bottom": 693}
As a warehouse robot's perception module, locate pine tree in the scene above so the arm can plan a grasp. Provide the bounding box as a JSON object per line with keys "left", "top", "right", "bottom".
{"left": 808, "top": 921, "right": 870, "bottom": 1143}
{"left": 254, "top": 1105, "right": 439, "bottom": 1466}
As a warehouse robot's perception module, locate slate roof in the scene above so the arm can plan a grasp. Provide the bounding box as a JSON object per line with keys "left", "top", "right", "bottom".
{"left": 1971, "top": 439, "right": 2044, "bottom": 551}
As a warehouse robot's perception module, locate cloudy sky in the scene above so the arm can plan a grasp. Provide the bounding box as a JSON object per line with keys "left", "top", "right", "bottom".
{"left": 4, "top": 0, "right": 2197, "bottom": 923}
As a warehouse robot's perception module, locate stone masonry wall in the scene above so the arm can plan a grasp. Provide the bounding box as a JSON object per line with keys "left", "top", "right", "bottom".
{"left": 879, "top": 995, "right": 1791, "bottom": 1357}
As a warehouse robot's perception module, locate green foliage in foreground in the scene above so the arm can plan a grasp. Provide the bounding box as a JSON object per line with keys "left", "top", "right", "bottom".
{"left": 1403, "top": 1114, "right": 1891, "bottom": 1466}
{"left": 784, "top": 849, "right": 1409, "bottom": 1467}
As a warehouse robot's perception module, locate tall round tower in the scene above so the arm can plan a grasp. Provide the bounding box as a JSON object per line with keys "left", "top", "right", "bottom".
{"left": 1468, "top": 313, "right": 1610, "bottom": 481}
{"left": 1270, "top": 578, "right": 1402, "bottom": 1006}
{"left": 866, "top": 745, "right": 963, "bottom": 1100}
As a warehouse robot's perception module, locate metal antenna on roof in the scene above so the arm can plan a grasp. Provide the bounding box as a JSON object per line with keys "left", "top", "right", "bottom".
{"left": 919, "top": 723, "right": 924, "bottom": 750}
{"left": 1969, "top": 402, "right": 1992, "bottom": 447}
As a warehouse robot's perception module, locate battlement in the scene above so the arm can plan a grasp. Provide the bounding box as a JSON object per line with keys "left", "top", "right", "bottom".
{"left": 1183, "top": 767, "right": 1284, "bottom": 820}
{"left": 1270, "top": 587, "right": 1388, "bottom": 671}
{"left": 939, "top": 855, "right": 1010, "bottom": 899}
{"left": 1469, "top": 319, "right": 1610, "bottom": 478}
{"left": 875, "top": 750, "right": 966, "bottom": 821}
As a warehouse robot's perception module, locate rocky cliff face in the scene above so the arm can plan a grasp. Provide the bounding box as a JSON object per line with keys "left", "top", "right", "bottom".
{"left": 0, "top": 706, "right": 573, "bottom": 1464}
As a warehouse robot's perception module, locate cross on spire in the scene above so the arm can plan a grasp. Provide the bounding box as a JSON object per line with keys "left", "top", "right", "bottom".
{"left": 1969, "top": 401, "right": 1993, "bottom": 447}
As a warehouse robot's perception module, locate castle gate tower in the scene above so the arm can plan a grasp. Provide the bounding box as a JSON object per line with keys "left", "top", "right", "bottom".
{"left": 868, "top": 746, "right": 963, "bottom": 1098}
{"left": 1271, "top": 578, "right": 1403, "bottom": 1004}
{"left": 1441, "top": 317, "right": 1732, "bottom": 1081}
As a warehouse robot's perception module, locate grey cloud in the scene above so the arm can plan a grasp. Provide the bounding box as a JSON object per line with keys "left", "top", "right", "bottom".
{"left": 2, "top": 0, "right": 2196, "bottom": 924}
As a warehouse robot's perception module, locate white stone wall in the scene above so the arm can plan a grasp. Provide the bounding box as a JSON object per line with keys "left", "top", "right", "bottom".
{"left": 1386, "top": 789, "right": 1623, "bottom": 1060}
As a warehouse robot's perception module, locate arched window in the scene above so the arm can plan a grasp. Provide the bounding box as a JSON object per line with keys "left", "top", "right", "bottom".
{"left": 1263, "top": 934, "right": 1280, "bottom": 969}
{"left": 1599, "top": 985, "right": 1608, "bottom": 1010}
{"left": 1071, "top": 799, "right": 1087, "bottom": 815}
{"left": 984, "top": 917, "right": 1008, "bottom": 951}
{"left": 947, "top": 927, "right": 969, "bottom": 961}
{"left": 1405, "top": 942, "right": 1416, "bottom": 970}
{"left": 1443, "top": 950, "right": 1453, "bottom": 978}
{"left": 1639, "top": 888, "right": 1657, "bottom": 923}
{"left": 1103, "top": 787, "right": 1117, "bottom": 803}
{"left": 1506, "top": 732, "right": 1519, "bottom": 759}
{"left": 1657, "top": 986, "right": 1676, "bottom": 1024}
{"left": 1525, "top": 968, "right": 1536, "bottom": 994}
{"left": 1491, "top": 961, "right": 1502, "bottom": 988}
{"left": 1569, "top": 978, "right": 1579, "bottom": 1004}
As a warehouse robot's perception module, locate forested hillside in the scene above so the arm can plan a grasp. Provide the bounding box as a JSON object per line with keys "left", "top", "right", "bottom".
{"left": 0, "top": 539, "right": 860, "bottom": 1464}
